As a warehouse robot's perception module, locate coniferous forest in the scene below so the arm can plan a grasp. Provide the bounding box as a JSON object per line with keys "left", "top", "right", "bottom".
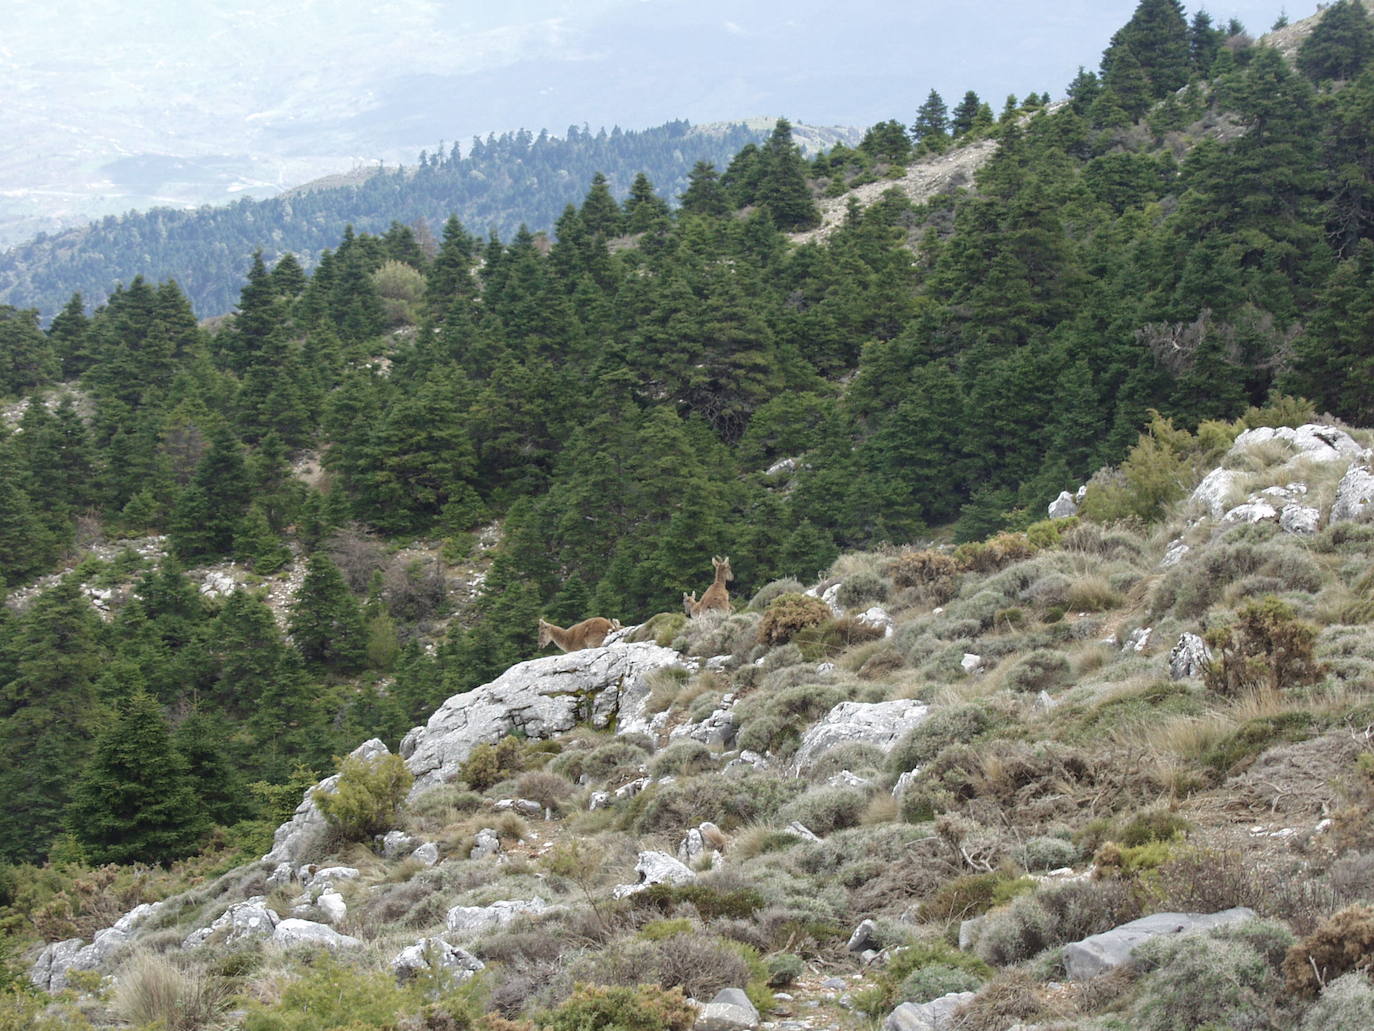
{"left": 1, "top": 0, "right": 1373, "bottom": 900}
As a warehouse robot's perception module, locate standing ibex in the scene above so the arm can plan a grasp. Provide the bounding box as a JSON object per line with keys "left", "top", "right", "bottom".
{"left": 686, "top": 556, "right": 732, "bottom": 617}
{"left": 537, "top": 617, "right": 621, "bottom": 652}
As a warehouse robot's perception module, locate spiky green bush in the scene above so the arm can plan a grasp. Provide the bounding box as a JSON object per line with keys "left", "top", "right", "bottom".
{"left": 313, "top": 752, "right": 413, "bottom": 841}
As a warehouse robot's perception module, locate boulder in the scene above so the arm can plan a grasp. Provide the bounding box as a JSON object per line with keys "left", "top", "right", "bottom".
{"left": 445, "top": 898, "right": 550, "bottom": 937}
{"left": 847, "top": 918, "right": 880, "bottom": 953}
{"left": 669, "top": 704, "right": 738, "bottom": 749}
{"left": 678, "top": 823, "right": 723, "bottom": 866}
{"left": 786, "top": 821, "right": 821, "bottom": 842}
{"left": 380, "top": 830, "right": 418, "bottom": 859}
{"left": 891, "top": 770, "right": 920, "bottom": 798}
{"left": 694, "top": 987, "right": 760, "bottom": 1030}
{"left": 613, "top": 850, "right": 696, "bottom": 898}
{"left": 273, "top": 918, "right": 362, "bottom": 950}
{"left": 1048, "top": 491, "right": 1078, "bottom": 519}
{"left": 182, "top": 897, "right": 280, "bottom": 949}
{"left": 1160, "top": 539, "right": 1190, "bottom": 569}
{"left": 1222, "top": 501, "right": 1278, "bottom": 525}
{"left": 493, "top": 798, "right": 543, "bottom": 817}
{"left": 306, "top": 866, "right": 361, "bottom": 891}
{"left": 1331, "top": 465, "right": 1374, "bottom": 524}
{"left": 1231, "top": 424, "right": 1366, "bottom": 464}
{"left": 316, "top": 892, "right": 347, "bottom": 925}
{"left": 588, "top": 791, "right": 611, "bottom": 811}
{"left": 1121, "top": 627, "right": 1152, "bottom": 654}
{"left": 266, "top": 862, "right": 296, "bottom": 888}
{"left": 470, "top": 828, "right": 501, "bottom": 860}
{"left": 1169, "top": 633, "right": 1213, "bottom": 680}
{"left": 1280, "top": 504, "right": 1320, "bottom": 535}
{"left": 884, "top": 991, "right": 976, "bottom": 1031}
{"left": 827, "top": 770, "right": 874, "bottom": 789}
{"left": 1062, "top": 907, "right": 1256, "bottom": 980}
{"left": 856, "top": 606, "right": 895, "bottom": 636}
{"left": 1189, "top": 468, "right": 1242, "bottom": 518}
{"left": 391, "top": 937, "right": 485, "bottom": 985}
{"left": 263, "top": 739, "right": 389, "bottom": 865}
{"left": 411, "top": 842, "right": 440, "bottom": 866}
{"left": 960, "top": 653, "right": 983, "bottom": 675}
{"left": 29, "top": 938, "right": 86, "bottom": 992}
{"left": 401, "top": 643, "right": 688, "bottom": 792}
{"left": 792, "top": 699, "right": 930, "bottom": 773}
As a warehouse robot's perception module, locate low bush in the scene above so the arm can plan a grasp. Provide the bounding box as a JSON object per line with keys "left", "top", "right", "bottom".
{"left": 757, "top": 593, "right": 833, "bottom": 646}
{"left": 1205, "top": 595, "right": 1323, "bottom": 696}
{"left": 242, "top": 958, "right": 416, "bottom": 1030}
{"left": 885, "top": 549, "right": 961, "bottom": 604}
{"left": 1203, "top": 711, "right": 1317, "bottom": 776}
{"left": 313, "top": 752, "right": 413, "bottom": 841}
{"left": 1299, "top": 971, "right": 1374, "bottom": 1030}
{"left": 1283, "top": 904, "right": 1374, "bottom": 997}
{"left": 765, "top": 952, "right": 803, "bottom": 987}
{"left": 114, "top": 952, "right": 227, "bottom": 1031}
{"left": 886, "top": 704, "right": 1000, "bottom": 774}
{"left": 972, "top": 879, "right": 1140, "bottom": 966}
{"left": 1118, "top": 808, "right": 1190, "bottom": 846}
{"left": 778, "top": 786, "right": 869, "bottom": 836}
{"left": 749, "top": 578, "right": 806, "bottom": 612}
{"left": 1015, "top": 836, "right": 1079, "bottom": 872}
{"left": 549, "top": 739, "right": 648, "bottom": 784}
{"left": 918, "top": 872, "right": 1034, "bottom": 923}
{"left": 628, "top": 773, "right": 803, "bottom": 834}
{"left": 543, "top": 983, "right": 695, "bottom": 1031}
{"left": 1002, "top": 650, "right": 1071, "bottom": 694}
{"left": 649, "top": 741, "right": 715, "bottom": 778}
{"left": 837, "top": 570, "right": 889, "bottom": 609}
{"left": 1132, "top": 930, "right": 1281, "bottom": 1031}
{"left": 954, "top": 533, "right": 1036, "bottom": 574}
{"left": 632, "top": 882, "right": 765, "bottom": 921}
{"left": 653, "top": 932, "right": 752, "bottom": 1000}
{"left": 459, "top": 736, "right": 527, "bottom": 791}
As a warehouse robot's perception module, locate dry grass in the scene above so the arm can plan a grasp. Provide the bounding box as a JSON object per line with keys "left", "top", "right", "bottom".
{"left": 114, "top": 952, "right": 228, "bottom": 1031}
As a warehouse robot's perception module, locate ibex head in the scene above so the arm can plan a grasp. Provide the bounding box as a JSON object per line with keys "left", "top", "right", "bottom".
{"left": 712, "top": 556, "right": 733, "bottom": 582}
{"left": 537, "top": 619, "right": 553, "bottom": 648}
{"left": 683, "top": 591, "right": 698, "bottom": 616}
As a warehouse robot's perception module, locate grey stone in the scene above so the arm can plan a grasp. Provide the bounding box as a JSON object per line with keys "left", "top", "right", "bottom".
{"left": 960, "top": 653, "right": 983, "bottom": 675}
{"left": 588, "top": 791, "right": 611, "bottom": 810}
{"left": 412, "top": 842, "right": 440, "bottom": 866}
{"left": 891, "top": 770, "right": 919, "bottom": 798}
{"left": 1190, "top": 468, "right": 1242, "bottom": 518}
{"left": 827, "top": 770, "right": 873, "bottom": 789}
{"left": 1048, "top": 491, "right": 1078, "bottom": 519}
{"left": 792, "top": 699, "right": 930, "bottom": 773}
{"left": 615, "top": 776, "right": 650, "bottom": 800}
{"left": 182, "top": 897, "right": 280, "bottom": 950}
{"left": 678, "top": 823, "right": 723, "bottom": 866}
{"left": 1280, "top": 504, "right": 1320, "bottom": 535}
{"left": 1063, "top": 907, "right": 1256, "bottom": 980}
{"left": 493, "top": 798, "right": 542, "bottom": 817}
{"left": 613, "top": 850, "right": 696, "bottom": 898}
{"left": 856, "top": 606, "right": 894, "bottom": 636}
{"left": 670, "top": 704, "right": 739, "bottom": 749}
{"left": 266, "top": 862, "right": 296, "bottom": 888}
{"left": 445, "top": 898, "right": 549, "bottom": 937}
{"left": 1222, "top": 501, "right": 1278, "bottom": 525}
{"left": 29, "top": 938, "right": 85, "bottom": 992}
{"left": 306, "top": 866, "right": 360, "bottom": 891}
{"left": 381, "top": 829, "right": 418, "bottom": 859}
{"left": 695, "top": 986, "right": 760, "bottom": 1030}
{"left": 1231, "top": 424, "right": 1365, "bottom": 464}
{"left": 847, "top": 919, "right": 880, "bottom": 953}
{"left": 1332, "top": 465, "right": 1374, "bottom": 525}
{"left": 883, "top": 992, "right": 976, "bottom": 1031}
{"left": 273, "top": 918, "right": 362, "bottom": 949}
{"left": 958, "top": 916, "right": 984, "bottom": 951}
{"left": 786, "top": 821, "right": 821, "bottom": 842}
{"left": 470, "top": 828, "right": 501, "bottom": 860}
{"left": 1160, "top": 539, "right": 1190, "bottom": 568}
{"left": 1169, "top": 633, "right": 1212, "bottom": 680}
{"left": 263, "top": 738, "right": 389, "bottom": 865}
{"left": 391, "top": 937, "right": 484, "bottom": 985}
{"left": 401, "top": 643, "right": 688, "bottom": 792}
{"left": 316, "top": 892, "right": 347, "bottom": 925}
{"left": 1121, "top": 627, "right": 1152, "bottom": 654}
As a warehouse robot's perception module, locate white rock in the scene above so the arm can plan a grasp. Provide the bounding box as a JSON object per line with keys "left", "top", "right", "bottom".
{"left": 306, "top": 866, "right": 361, "bottom": 891}
{"left": 884, "top": 991, "right": 976, "bottom": 1030}
{"left": 273, "top": 918, "right": 362, "bottom": 949}
{"left": 1160, "top": 539, "right": 1190, "bottom": 568}
{"left": 786, "top": 821, "right": 821, "bottom": 842}
{"left": 1048, "top": 491, "right": 1078, "bottom": 519}
{"left": 1331, "top": 465, "right": 1374, "bottom": 524}
{"left": 445, "top": 898, "right": 549, "bottom": 937}
{"left": 380, "top": 830, "right": 418, "bottom": 859}
{"left": 470, "top": 828, "right": 501, "bottom": 860}
{"left": 766, "top": 457, "right": 798, "bottom": 476}
{"left": 181, "top": 898, "right": 280, "bottom": 950}
{"left": 1231, "top": 424, "right": 1365, "bottom": 463}
{"left": 1280, "top": 504, "right": 1320, "bottom": 535}
{"left": 316, "top": 892, "right": 347, "bottom": 925}
{"left": 847, "top": 918, "right": 880, "bottom": 952}
{"left": 827, "top": 770, "right": 873, "bottom": 789}
{"left": 857, "top": 607, "right": 894, "bottom": 637}
{"left": 412, "top": 842, "right": 440, "bottom": 866}
{"left": 1190, "top": 468, "right": 1242, "bottom": 518}
{"left": 1222, "top": 501, "right": 1278, "bottom": 524}
{"left": 588, "top": 791, "right": 611, "bottom": 810}
{"left": 792, "top": 699, "right": 930, "bottom": 773}
{"left": 695, "top": 986, "right": 760, "bottom": 1030}
{"left": 1169, "top": 633, "right": 1212, "bottom": 680}
{"left": 614, "top": 777, "right": 650, "bottom": 800}
{"left": 263, "top": 739, "right": 390, "bottom": 865}
{"left": 1121, "top": 627, "right": 1152, "bottom": 654}
{"left": 29, "top": 938, "right": 87, "bottom": 992}
{"left": 891, "top": 770, "right": 920, "bottom": 798}
{"left": 613, "top": 850, "right": 696, "bottom": 898}
{"left": 391, "top": 938, "right": 484, "bottom": 985}
{"left": 1062, "top": 908, "right": 1256, "bottom": 980}
{"left": 401, "top": 643, "right": 688, "bottom": 791}
{"left": 670, "top": 705, "right": 738, "bottom": 749}
{"left": 266, "top": 862, "right": 296, "bottom": 888}
{"left": 493, "top": 798, "right": 543, "bottom": 817}
{"left": 960, "top": 653, "right": 983, "bottom": 675}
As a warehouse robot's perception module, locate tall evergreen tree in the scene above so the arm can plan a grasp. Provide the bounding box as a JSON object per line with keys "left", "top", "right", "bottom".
{"left": 1103, "top": 0, "right": 1191, "bottom": 99}
{"left": 1298, "top": 0, "right": 1374, "bottom": 82}
{"left": 912, "top": 90, "right": 951, "bottom": 149}
{"left": 756, "top": 119, "right": 821, "bottom": 232}
{"left": 289, "top": 553, "right": 367, "bottom": 672}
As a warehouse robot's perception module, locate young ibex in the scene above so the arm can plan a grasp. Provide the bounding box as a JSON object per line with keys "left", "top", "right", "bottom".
{"left": 687, "top": 556, "right": 732, "bottom": 617}
{"left": 537, "top": 616, "right": 621, "bottom": 652}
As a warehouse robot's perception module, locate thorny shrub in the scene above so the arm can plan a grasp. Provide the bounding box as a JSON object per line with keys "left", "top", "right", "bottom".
{"left": 1282, "top": 904, "right": 1374, "bottom": 997}
{"left": 1204, "top": 595, "right": 1323, "bottom": 696}
{"left": 459, "top": 736, "right": 526, "bottom": 791}
{"left": 756, "top": 593, "right": 833, "bottom": 646}
{"left": 313, "top": 752, "right": 413, "bottom": 842}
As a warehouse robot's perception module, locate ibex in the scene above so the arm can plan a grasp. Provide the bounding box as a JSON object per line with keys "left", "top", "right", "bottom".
{"left": 688, "top": 556, "right": 733, "bottom": 617}
{"left": 537, "top": 617, "right": 621, "bottom": 652}
{"left": 682, "top": 591, "right": 699, "bottom": 617}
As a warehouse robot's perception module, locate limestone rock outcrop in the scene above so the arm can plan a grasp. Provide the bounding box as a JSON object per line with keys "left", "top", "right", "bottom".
{"left": 1062, "top": 907, "right": 1256, "bottom": 980}
{"left": 263, "top": 738, "right": 389, "bottom": 865}
{"left": 793, "top": 699, "right": 930, "bottom": 772}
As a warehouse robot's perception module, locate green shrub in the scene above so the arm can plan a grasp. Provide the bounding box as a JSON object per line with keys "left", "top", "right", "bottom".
{"left": 954, "top": 533, "right": 1036, "bottom": 574}
{"left": 778, "top": 786, "right": 869, "bottom": 836}
{"left": 459, "top": 736, "right": 526, "bottom": 791}
{"left": 313, "top": 752, "right": 413, "bottom": 841}
{"left": 1205, "top": 596, "right": 1324, "bottom": 696}
{"left": 652, "top": 932, "right": 752, "bottom": 1000}
{"left": 1015, "top": 836, "right": 1079, "bottom": 872}
{"left": 735, "top": 683, "right": 846, "bottom": 756}
{"left": 242, "top": 959, "right": 415, "bottom": 1031}
{"left": 885, "top": 550, "right": 960, "bottom": 604}
{"left": 1203, "top": 712, "right": 1317, "bottom": 775}
{"left": 918, "top": 872, "right": 1034, "bottom": 923}
{"left": 543, "top": 983, "right": 695, "bottom": 1031}
{"left": 649, "top": 741, "right": 715, "bottom": 778}
{"left": 749, "top": 579, "right": 807, "bottom": 612}
{"left": 1026, "top": 516, "right": 1078, "bottom": 549}
{"left": 900, "top": 964, "right": 984, "bottom": 1003}
{"left": 1131, "top": 933, "right": 1278, "bottom": 1031}
{"left": 632, "top": 882, "right": 765, "bottom": 921}
{"left": 757, "top": 593, "right": 833, "bottom": 646}
{"left": 765, "top": 952, "right": 804, "bottom": 987}
{"left": 549, "top": 738, "right": 648, "bottom": 783}
{"left": 1119, "top": 808, "right": 1190, "bottom": 847}
{"left": 629, "top": 772, "right": 803, "bottom": 833}
{"left": 837, "top": 571, "right": 889, "bottom": 609}
{"left": 1299, "top": 972, "right": 1374, "bottom": 1030}
{"left": 886, "top": 704, "right": 999, "bottom": 774}
{"left": 513, "top": 771, "right": 575, "bottom": 812}
{"left": 972, "top": 879, "right": 1140, "bottom": 966}
{"left": 1002, "top": 650, "right": 1071, "bottom": 693}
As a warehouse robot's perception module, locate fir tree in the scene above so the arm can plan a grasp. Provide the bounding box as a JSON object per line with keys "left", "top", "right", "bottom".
{"left": 289, "top": 553, "right": 367, "bottom": 672}
{"left": 912, "top": 90, "right": 951, "bottom": 150}
{"left": 950, "top": 91, "right": 984, "bottom": 136}
{"left": 1297, "top": 0, "right": 1374, "bottom": 82}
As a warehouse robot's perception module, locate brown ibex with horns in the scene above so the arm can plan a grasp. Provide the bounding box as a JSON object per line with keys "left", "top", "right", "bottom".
{"left": 686, "top": 556, "right": 732, "bottom": 617}
{"left": 537, "top": 616, "right": 621, "bottom": 652}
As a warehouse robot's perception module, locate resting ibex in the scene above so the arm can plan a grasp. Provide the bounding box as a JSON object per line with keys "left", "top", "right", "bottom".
{"left": 537, "top": 617, "right": 621, "bottom": 652}
{"left": 687, "top": 556, "right": 732, "bottom": 617}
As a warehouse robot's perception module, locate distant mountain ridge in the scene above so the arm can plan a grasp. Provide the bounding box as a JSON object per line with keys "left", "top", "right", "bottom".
{"left": 0, "top": 119, "right": 857, "bottom": 320}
